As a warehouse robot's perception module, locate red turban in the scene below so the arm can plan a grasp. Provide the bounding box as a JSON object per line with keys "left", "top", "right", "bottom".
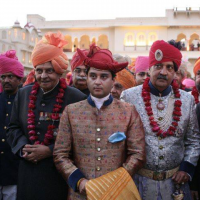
{"left": 193, "top": 57, "right": 200, "bottom": 75}
{"left": 115, "top": 69, "right": 136, "bottom": 89}
{"left": 71, "top": 49, "right": 89, "bottom": 71}
{"left": 31, "top": 32, "right": 69, "bottom": 74}
{"left": 0, "top": 50, "right": 24, "bottom": 78}
{"left": 76, "top": 44, "right": 128, "bottom": 73}
{"left": 149, "top": 40, "right": 182, "bottom": 69}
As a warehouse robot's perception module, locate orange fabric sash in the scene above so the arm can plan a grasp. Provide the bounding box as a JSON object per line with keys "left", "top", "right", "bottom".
{"left": 85, "top": 167, "right": 141, "bottom": 200}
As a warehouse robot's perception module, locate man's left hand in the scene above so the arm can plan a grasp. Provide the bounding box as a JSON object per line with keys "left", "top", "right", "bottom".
{"left": 172, "top": 171, "right": 190, "bottom": 184}
{"left": 22, "top": 144, "right": 52, "bottom": 163}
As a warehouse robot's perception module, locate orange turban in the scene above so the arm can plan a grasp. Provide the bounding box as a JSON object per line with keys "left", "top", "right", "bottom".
{"left": 193, "top": 57, "right": 200, "bottom": 75}
{"left": 31, "top": 32, "right": 69, "bottom": 74}
{"left": 115, "top": 69, "right": 136, "bottom": 89}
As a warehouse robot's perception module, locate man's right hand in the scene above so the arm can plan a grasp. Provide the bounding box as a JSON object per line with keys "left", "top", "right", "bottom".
{"left": 78, "top": 179, "right": 89, "bottom": 195}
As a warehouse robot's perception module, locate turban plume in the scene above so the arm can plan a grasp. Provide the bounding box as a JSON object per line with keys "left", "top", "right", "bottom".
{"left": 31, "top": 32, "right": 69, "bottom": 74}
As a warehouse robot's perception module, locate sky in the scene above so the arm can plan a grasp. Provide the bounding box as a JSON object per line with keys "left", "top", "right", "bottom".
{"left": 0, "top": 0, "right": 199, "bottom": 27}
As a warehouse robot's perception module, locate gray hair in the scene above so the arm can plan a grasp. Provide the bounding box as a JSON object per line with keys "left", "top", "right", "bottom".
{"left": 112, "top": 54, "right": 132, "bottom": 65}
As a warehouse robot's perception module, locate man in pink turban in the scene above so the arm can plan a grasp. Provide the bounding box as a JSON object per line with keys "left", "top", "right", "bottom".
{"left": 6, "top": 32, "right": 86, "bottom": 200}
{"left": 134, "top": 56, "right": 150, "bottom": 85}
{"left": 0, "top": 50, "right": 24, "bottom": 200}
{"left": 70, "top": 49, "right": 90, "bottom": 96}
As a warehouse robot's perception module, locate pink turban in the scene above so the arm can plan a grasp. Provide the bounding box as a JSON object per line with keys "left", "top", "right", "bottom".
{"left": 182, "top": 78, "right": 195, "bottom": 89}
{"left": 0, "top": 50, "right": 24, "bottom": 78}
{"left": 71, "top": 49, "right": 89, "bottom": 71}
{"left": 135, "top": 56, "right": 149, "bottom": 74}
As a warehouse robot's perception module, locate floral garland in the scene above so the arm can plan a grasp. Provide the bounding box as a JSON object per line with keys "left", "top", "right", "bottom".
{"left": 191, "top": 86, "right": 199, "bottom": 104}
{"left": 142, "top": 78, "right": 182, "bottom": 138}
{"left": 180, "top": 83, "right": 186, "bottom": 91}
{"left": 27, "top": 78, "right": 67, "bottom": 145}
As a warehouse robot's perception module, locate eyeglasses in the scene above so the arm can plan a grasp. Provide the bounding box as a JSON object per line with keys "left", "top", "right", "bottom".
{"left": 74, "top": 68, "right": 87, "bottom": 74}
{"left": 0, "top": 74, "right": 17, "bottom": 80}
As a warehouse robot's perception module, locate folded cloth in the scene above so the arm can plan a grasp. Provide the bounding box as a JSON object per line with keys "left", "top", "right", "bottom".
{"left": 85, "top": 167, "right": 141, "bottom": 200}
{"left": 108, "top": 132, "right": 126, "bottom": 143}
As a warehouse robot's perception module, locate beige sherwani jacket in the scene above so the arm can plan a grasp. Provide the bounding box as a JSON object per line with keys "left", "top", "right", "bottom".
{"left": 54, "top": 96, "right": 145, "bottom": 200}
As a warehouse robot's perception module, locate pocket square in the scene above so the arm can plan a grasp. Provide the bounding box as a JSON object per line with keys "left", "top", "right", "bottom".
{"left": 108, "top": 132, "right": 126, "bottom": 143}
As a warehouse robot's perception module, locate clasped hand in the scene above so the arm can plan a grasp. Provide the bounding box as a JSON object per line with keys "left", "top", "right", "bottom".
{"left": 22, "top": 144, "right": 52, "bottom": 164}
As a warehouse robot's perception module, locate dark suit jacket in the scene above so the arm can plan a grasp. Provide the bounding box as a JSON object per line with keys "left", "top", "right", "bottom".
{"left": 6, "top": 82, "right": 86, "bottom": 200}
{"left": 0, "top": 92, "right": 19, "bottom": 186}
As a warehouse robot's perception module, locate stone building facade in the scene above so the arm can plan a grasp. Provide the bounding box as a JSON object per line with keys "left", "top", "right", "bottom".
{"left": 0, "top": 8, "right": 200, "bottom": 75}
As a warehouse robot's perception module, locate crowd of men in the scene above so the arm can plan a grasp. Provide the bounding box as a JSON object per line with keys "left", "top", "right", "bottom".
{"left": 0, "top": 31, "right": 200, "bottom": 200}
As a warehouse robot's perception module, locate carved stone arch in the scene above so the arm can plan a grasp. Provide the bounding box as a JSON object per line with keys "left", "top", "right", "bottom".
{"left": 124, "top": 32, "right": 134, "bottom": 46}
{"left": 97, "top": 35, "right": 109, "bottom": 49}
{"left": 148, "top": 32, "right": 157, "bottom": 45}
{"left": 189, "top": 33, "right": 200, "bottom": 50}
{"left": 80, "top": 35, "right": 90, "bottom": 50}
{"left": 136, "top": 32, "right": 146, "bottom": 46}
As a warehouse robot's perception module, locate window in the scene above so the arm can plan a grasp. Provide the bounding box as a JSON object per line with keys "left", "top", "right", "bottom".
{"left": 14, "top": 29, "right": 17, "bottom": 38}
{"left": 2, "top": 31, "right": 7, "bottom": 39}
{"left": 22, "top": 51, "right": 26, "bottom": 63}
{"left": 22, "top": 32, "right": 26, "bottom": 40}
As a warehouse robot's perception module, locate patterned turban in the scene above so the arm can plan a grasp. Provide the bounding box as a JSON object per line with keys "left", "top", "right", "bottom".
{"left": 115, "top": 69, "right": 136, "bottom": 89}
{"left": 135, "top": 56, "right": 149, "bottom": 74}
{"left": 149, "top": 40, "right": 182, "bottom": 70}
{"left": 31, "top": 32, "right": 69, "bottom": 74}
{"left": 193, "top": 57, "right": 200, "bottom": 75}
{"left": 0, "top": 50, "right": 24, "bottom": 78}
{"left": 76, "top": 44, "right": 128, "bottom": 73}
{"left": 71, "top": 49, "right": 89, "bottom": 71}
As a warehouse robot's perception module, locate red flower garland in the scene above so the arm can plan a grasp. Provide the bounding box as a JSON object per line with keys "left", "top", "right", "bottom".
{"left": 191, "top": 86, "right": 199, "bottom": 104}
{"left": 180, "top": 83, "right": 186, "bottom": 91}
{"left": 27, "top": 78, "right": 67, "bottom": 145}
{"left": 142, "top": 78, "right": 182, "bottom": 138}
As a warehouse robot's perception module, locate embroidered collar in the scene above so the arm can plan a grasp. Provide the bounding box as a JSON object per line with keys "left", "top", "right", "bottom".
{"left": 87, "top": 94, "right": 113, "bottom": 108}
{"left": 149, "top": 81, "right": 172, "bottom": 97}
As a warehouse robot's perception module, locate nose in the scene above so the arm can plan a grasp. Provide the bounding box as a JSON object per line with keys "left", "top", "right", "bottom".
{"left": 94, "top": 77, "right": 101, "bottom": 85}
{"left": 143, "top": 74, "right": 148, "bottom": 80}
{"left": 160, "top": 66, "right": 167, "bottom": 75}
{"left": 79, "top": 70, "right": 86, "bottom": 76}
{"left": 41, "top": 71, "right": 48, "bottom": 78}
{"left": 4, "top": 76, "right": 10, "bottom": 82}
{"left": 111, "top": 87, "right": 116, "bottom": 94}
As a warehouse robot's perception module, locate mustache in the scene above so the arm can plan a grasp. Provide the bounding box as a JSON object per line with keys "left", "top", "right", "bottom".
{"left": 3, "top": 83, "right": 12, "bottom": 87}
{"left": 76, "top": 76, "right": 87, "bottom": 80}
{"left": 157, "top": 74, "right": 168, "bottom": 80}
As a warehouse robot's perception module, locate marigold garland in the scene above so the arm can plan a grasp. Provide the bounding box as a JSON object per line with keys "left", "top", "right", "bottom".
{"left": 191, "top": 86, "right": 199, "bottom": 104}
{"left": 142, "top": 78, "right": 182, "bottom": 138}
{"left": 27, "top": 78, "right": 66, "bottom": 145}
